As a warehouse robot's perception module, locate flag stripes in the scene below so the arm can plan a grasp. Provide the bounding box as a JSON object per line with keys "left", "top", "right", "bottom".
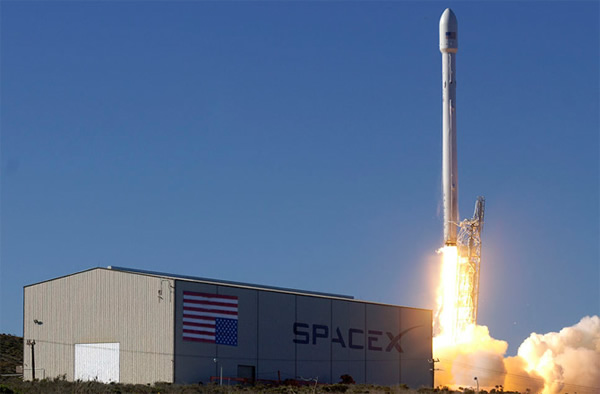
{"left": 182, "top": 291, "right": 238, "bottom": 345}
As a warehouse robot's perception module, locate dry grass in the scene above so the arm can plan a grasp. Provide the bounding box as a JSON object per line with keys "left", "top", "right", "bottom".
{"left": 0, "top": 376, "right": 442, "bottom": 394}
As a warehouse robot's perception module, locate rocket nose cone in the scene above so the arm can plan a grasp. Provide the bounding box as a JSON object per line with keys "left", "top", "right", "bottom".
{"left": 439, "top": 8, "right": 458, "bottom": 31}
{"left": 439, "top": 8, "right": 458, "bottom": 52}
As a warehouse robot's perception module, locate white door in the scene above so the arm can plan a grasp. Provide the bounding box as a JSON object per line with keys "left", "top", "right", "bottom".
{"left": 74, "top": 343, "right": 119, "bottom": 383}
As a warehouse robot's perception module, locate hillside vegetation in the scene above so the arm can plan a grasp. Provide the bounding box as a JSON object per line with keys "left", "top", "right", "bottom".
{"left": 0, "top": 334, "right": 22, "bottom": 375}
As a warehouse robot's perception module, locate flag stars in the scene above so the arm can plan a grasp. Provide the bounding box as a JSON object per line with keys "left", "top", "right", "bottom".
{"left": 216, "top": 319, "right": 238, "bottom": 346}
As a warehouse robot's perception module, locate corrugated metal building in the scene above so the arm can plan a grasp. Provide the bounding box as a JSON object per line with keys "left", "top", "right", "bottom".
{"left": 23, "top": 267, "right": 432, "bottom": 387}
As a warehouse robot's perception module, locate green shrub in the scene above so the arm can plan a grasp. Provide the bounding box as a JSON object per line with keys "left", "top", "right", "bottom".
{"left": 0, "top": 384, "right": 15, "bottom": 394}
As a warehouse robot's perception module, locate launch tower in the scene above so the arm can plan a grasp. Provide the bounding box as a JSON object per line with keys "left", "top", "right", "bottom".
{"left": 455, "top": 197, "right": 485, "bottom": 335}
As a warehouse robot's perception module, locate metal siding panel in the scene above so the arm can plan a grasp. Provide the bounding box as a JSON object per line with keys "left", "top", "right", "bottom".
{"left": 173, "top": 280, "right": 218, "bottom": 384}
{"left": 331, "top": 300, "right": 366, "bottom": 384}
{"left": 23, "top": 269, "right": 174, "bottom": 384}
{"left": 365, "top": 304, "right": 401, "bottom": 385}
{"left": 216, "top": 286, "right": 258, "bottom": 382}
{"left": 257, "top": 291, "right": 295, "bottom": 382}
{"left": 295, "top": 296, "right": 332, "bottom": 383}
{"left": 400, "top": 308, "right": 433, "bottom": 388}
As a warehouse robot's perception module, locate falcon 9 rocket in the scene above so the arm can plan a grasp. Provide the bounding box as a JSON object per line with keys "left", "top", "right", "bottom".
{"left": 436, "top": 8, "right": 486, "bottom": 337}
{"left": 440, "top": 8, "right": 459, "bottom": 246}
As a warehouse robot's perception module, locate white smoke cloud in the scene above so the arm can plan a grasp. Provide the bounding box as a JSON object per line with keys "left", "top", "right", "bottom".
{"left": 433, "top": 316, "right": 600, "bottom": 394}
{"left": 516, "top": 315, "right": 600, "bottom": 394}
{"left": 434, "top": 324, "right": 510, "bottom": 390}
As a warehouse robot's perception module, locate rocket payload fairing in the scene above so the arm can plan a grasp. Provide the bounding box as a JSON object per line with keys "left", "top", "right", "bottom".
{"left": 440, "top": 8, "right": 459, "bottom": 246}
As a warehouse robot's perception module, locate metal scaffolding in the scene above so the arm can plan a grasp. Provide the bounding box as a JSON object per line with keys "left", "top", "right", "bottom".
{"left": 455, "top": 196, "right": 485, "bottom": 337}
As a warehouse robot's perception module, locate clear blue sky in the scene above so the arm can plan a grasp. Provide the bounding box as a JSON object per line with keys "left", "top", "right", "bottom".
{"left": 1, "top": 1, "right": 598, "bottom": 356}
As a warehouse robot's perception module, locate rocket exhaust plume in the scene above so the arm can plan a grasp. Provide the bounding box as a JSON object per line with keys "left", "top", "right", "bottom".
{"left": 431, "top": 9, "right": 600, "bottom": 394}
{"left": 433, "top": 316, "right": 600, "bottom": 394}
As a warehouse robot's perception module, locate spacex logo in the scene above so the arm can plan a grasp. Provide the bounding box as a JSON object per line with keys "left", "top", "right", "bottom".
{"left": 292, "top": 322, "right": 421, "bottom": 353}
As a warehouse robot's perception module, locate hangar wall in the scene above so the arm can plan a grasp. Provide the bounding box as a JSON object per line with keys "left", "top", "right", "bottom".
{"left": 173, "top": 279, "right": 432, "bottom": 386}
{"left": 23, "top": 269, "right": 174, "bottom": 384}
{"left": 23, "top": 268, "right": 431, "bottom": 387}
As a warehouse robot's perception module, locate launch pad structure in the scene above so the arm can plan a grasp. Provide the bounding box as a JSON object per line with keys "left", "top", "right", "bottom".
{"left": 455, "top": 196, "right": 485, "bottom": 336}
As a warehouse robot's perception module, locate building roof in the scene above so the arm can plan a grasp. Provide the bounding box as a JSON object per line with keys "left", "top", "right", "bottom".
{"left": 107, "top": 265, "right": 355, "bottom": 299}
{"left": 25, "top": 266, "right": 432, "bottom": 311}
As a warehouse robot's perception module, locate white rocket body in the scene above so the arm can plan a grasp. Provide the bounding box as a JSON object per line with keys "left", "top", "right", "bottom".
{"left": 440, "top": 8, "right": 459, "bottom": 246}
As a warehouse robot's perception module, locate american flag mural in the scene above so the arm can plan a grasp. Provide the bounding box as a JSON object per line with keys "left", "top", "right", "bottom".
{"left": 182, "top": 291, "right": 239, "bottom": 346}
